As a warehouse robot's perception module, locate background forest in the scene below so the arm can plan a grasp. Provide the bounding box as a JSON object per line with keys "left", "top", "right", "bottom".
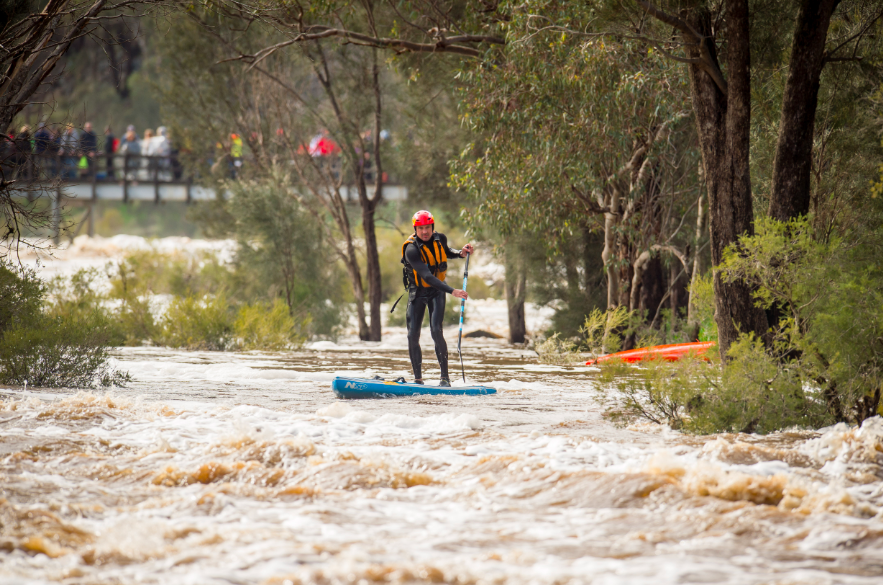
{"left": 2, "top": 0, "right": 883, "bottom": 433}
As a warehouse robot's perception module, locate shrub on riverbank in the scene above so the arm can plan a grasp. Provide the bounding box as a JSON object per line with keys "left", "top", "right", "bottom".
{"left": 44, "top": 261, "right": 314, "bottom": 351}
{"left": 235, "top": 298, "right": 310, "bottom": 350}
{"left": 597, "top": 217, "right": 883, "bottom": 433}
{"left": 191, "top": 175, "right": 348, "bottom": 340}
{"left": 0, "top": 263, "right": 129, "bottom": 388}
{"left": 159, "top": 293, "right": 233, "bottom": 350}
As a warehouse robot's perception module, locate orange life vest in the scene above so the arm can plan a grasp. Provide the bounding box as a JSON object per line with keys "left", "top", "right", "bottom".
{"left": 401, "top": 233, "right": 448, "bottom": 288}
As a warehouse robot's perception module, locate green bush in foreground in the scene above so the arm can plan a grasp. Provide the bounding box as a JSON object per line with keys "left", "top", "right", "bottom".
{"left": 598, "top": 217, "right": 882, "bottom": 434}
{"left": 44, "top": 261, "right": 323, "bottom": 351}
{"left": 721, "top": 217, "right": 883, "bottom": 426}
{"left": 599, "top": 346, "right": 828, "bottom": 434}
{"left": 0, "top": 315, "right": 131, "bottom": 388}
{"left": 0, "top": 263, "right": 129, "bottom": 388}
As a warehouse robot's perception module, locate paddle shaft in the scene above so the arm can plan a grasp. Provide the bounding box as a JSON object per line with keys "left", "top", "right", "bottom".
{"left": 457, "top": 253, "right": 470, "bottom": 382}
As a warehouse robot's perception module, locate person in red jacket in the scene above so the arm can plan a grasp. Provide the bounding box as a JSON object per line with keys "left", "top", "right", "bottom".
{"left": 400, "top": 210, "right": 473, "bottom": 386}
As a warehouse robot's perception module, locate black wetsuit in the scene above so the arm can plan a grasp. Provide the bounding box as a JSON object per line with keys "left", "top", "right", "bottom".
{"left": 403, "top": 233, "right": 462, "bottom": 381}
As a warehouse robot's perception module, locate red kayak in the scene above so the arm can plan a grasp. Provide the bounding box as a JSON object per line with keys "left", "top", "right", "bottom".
{"left": 586, "top": 341, "right": 717, "bottom": 365}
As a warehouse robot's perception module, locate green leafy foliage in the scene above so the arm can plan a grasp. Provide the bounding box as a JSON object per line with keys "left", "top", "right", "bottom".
{"left": 234, "top": 299, "right": 311, "bottom": 351}
{"left": 695, "top": 335, "right": 829, "bottom": 434}
{"left": 0, "top": 315, "right": 131, "bottom": 388}
{"left": 597, "top": 339, "right": 829, "bottom": 435}
{"left": 451, "top": 4, "right": 701, "bottom": 330}
{"left": 107, "top": 248, "right": 228, "bottom": 300}
{"left": 45, "top": 268, "right": 126, "bottom": 345}
{"left": 687, "top": 274, "right": 718, "bottom": 342}
{"left": 0, "top": 262, "right": 129, "bottom": 388}
{"left": 159, "top": 294, "right": 234, "bottom": 351}
{"left": 222, "top": 173, "right": 347, "bottom": 339}
{"left": 580, "top": 306, "right": 633, "bottom": 356}
{"left": 597, "top": 355, "right": 713, "bottom": 430}
{"left": 0, "top": 261, "right": 44, "bottom": 334}
{"left": 601, "top": 216, "right": 883, "bottom": 434}
{"left": 453, "top": 27, "right": 695, "bottom": 247}
{"left": 721, "top": 216, "right": 883, "bottom": 424}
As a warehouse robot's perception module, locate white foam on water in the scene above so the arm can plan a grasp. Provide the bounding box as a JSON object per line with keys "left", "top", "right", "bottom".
{"left": 3, "top": 384, "right": 883, "bottom": 585}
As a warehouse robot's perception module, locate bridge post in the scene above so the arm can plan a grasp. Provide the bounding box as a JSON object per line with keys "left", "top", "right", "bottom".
{"left": 123, "top": 152, "right": 129, "bottom": 203}
{"left": 89, "top": 160, "right": 97, "bottom": 237}
{"left": 52, "top": 186, "right": 61, "bottom": 244}
{"left": 153, "top": 155, "right": 160, "bottom": 204}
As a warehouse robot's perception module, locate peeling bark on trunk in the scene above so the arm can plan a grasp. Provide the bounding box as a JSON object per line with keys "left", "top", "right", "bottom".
{"left": 768, "top": 0, "right": 841, "bottom": 221}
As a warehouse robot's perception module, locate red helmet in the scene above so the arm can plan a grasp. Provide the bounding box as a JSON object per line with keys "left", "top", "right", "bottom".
{"left": 412, "top": 210, "right": 434, "bottom": 227}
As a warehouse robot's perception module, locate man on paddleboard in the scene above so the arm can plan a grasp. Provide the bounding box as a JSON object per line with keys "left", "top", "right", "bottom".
{"left": 400, "top": 210, "right": 473, "bottom": 386}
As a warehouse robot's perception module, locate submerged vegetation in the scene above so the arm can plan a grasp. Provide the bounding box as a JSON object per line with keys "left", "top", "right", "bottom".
{"left": 43, "top": 246, "right": 322, "bottom": 352}
{"left": 0, "top": 263, "right": 129, "bottom": 388}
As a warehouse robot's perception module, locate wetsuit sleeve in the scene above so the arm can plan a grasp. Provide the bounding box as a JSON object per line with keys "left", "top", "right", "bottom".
{"left": 438, "top": 234, "right": 462, "bottom": 259}
{"left": 405, "top": 244, "right": 455, "bottom": 294}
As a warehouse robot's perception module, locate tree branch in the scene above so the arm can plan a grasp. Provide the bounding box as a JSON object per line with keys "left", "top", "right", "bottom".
{"left": 244, "top": 25, "right": 504, "bottom": 59}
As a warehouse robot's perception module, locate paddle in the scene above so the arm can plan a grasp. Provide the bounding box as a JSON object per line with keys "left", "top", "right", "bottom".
{"left": 457, "top": 252, "right": 471, "bottom": 383}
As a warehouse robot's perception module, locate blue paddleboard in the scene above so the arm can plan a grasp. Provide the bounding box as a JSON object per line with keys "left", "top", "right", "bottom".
{"left": 332, "top": 376, "right": 497, "bottom": 399}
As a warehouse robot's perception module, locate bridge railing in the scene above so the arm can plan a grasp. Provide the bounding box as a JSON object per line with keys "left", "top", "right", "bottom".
{"left": 3, "top": 150, "right": 407, "bottom": 206}
{"left": 3, "top": 151, "right": 188, "bottom": 184}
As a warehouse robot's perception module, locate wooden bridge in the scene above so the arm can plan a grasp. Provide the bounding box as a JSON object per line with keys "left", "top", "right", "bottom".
{"left": 7, "top": 153, "right": 407, "bottom": 240}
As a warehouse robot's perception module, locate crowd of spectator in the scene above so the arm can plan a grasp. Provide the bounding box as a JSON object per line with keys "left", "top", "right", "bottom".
{"left": 2, "top": 123, "right": 391, "bottom": 185}
{"left": 1, "top": 122, "right": 183, "bottom": 182}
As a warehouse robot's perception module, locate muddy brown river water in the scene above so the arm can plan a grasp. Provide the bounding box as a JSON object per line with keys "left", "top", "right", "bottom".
{"left": 2, "top": 336, "right": 883, "bottom": 585}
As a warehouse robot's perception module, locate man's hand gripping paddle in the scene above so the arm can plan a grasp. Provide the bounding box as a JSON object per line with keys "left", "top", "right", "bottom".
{"left": 457, "top": 252, "right": 471, "bottom": 383}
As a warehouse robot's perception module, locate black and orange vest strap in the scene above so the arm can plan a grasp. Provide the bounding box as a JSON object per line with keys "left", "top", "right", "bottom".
{"left": 401, "top": 234, "right": 448, "bottom": 288}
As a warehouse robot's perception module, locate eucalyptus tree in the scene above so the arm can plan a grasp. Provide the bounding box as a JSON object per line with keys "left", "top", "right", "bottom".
{"left": 627, "top": 0, "right": 883, "bottom": 353}
{"left": 452, "top": 26, "right": 701, "bottom": 318}
{"left": 157, "top": 5, "right": 414, "bottom": 340}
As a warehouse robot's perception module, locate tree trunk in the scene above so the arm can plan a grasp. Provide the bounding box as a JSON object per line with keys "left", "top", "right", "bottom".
{"left": 684, "top": 4, "right": 768, "bottom": 358}
{"left": 362, "top": 46, "right": 385, "bottom": 342}
{"left": 687, "top": 192, "right": 706, "bottom": 338}
{"left": 638, "top": 255, "right": 665, "bottom": 317}
{"left": 343, "top": 242, "right": 369, "bottom": 340}
{"left": 669, "top": 260, "right": 688, "bottom": 331}
{"left": 504, "top": 246, "right": 527, "bottom": 343}
{"left": 360, "top": 197, "right": 383, "bottom": 341}
{"left": 564, "top": 244, "right": 580, "bottom": 307}
{"left": 768, "top": 0, "right": 841, "bottom": 221}
{"left": 602, "top": 187, "right": 621, "bottom": 308}
{"left": 505, "top": 275, "right": 527, "bottom": 344}
{"left": 581, "top": 226, "right": 596, "bottom": 302}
